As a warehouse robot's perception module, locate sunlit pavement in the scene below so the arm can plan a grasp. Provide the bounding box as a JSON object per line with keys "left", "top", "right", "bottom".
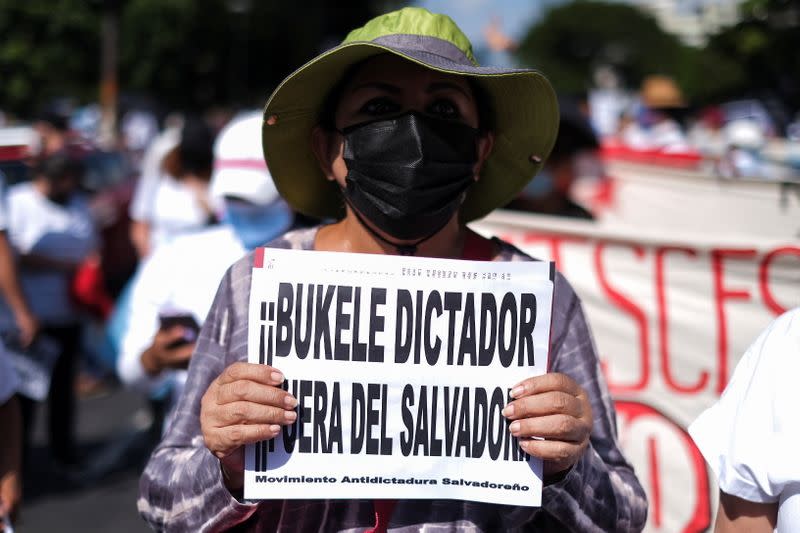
{"left": 17, "top": 383, "right": 156, "bottom": 533}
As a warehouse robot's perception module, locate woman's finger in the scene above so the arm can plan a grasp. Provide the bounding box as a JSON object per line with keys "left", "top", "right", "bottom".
{"left": 216, "top": 362, "right": 285, "bottom": 387}
{"left": 510, "top": 373, "right": 582, "bottom": 399}
{"left": 502, "top": 391, "right": 582, "bottom": 420}
{"left": 216, "top": 379, "right": 297, "bottom": 409}
{"left": 205, "top": 424, "right": 282, "bottom": 459}
{"left": 518, "top": 438, "right": 585, "bottom": 464}
{"left": 509, "top": 414, "right": 588, "bottom": 442}
{"left": 215, "top": 401, "right": 297, "bottom": 427}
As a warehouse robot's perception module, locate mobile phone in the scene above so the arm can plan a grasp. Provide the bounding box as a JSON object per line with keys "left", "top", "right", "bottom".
{"left": 158, "top": 313, "right": 201, "bottom": 348}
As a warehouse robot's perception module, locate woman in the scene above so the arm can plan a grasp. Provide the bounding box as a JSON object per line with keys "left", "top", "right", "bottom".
{"left": 139, "top": 8, "right": 646, "bottom": 532}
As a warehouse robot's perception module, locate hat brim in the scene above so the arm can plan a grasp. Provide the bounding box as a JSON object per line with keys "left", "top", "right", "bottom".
{"left": 262, "top": 41, "right": 559, "bottom": 222}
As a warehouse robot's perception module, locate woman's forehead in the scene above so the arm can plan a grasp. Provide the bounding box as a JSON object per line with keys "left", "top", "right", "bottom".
{"left": 346, "top": 54, "right": 471, "bottom": 92}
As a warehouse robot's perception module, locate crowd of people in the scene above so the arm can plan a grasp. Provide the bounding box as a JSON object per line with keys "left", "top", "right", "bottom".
{"left": 0, "top": 103, "right": 303, "bottom": 530}
{"left": 0, "top": 6, "right": 798, "bottom": 533}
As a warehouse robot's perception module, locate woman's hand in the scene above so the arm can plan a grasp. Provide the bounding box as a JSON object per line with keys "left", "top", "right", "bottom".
{"left": 200, "top": 362, "right": 298, "bottom": 492}
{"left": 503, "top": 373, "right": 593, "bottom": 478}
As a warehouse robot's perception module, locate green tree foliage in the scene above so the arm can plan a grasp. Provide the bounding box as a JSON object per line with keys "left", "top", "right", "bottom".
{"left": 705, "top": 0, "right": 800, "bottom": 113}
{"left": 0, "top": 1, "right": 100, "bottom": 115}
{"left": 515, "top": 1, "right": 686, "bottom": 96}
{"left": 514, "top": 0, "right": 798, "bottom": 112}
{"left": 0, "top": 0, "right": 382, "bottom": 117}
{"left": 118, "top": 0, "right": 381, "bottom": 111}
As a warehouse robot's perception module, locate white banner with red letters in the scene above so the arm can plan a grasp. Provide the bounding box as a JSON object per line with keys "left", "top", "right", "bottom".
{"left": 472, "top": 209, "right": 800, "bottom": 533}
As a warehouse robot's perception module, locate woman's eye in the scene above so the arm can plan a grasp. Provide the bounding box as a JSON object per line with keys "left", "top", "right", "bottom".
{"left": 360, "top": 98, "right": 401, "bottom": 116}
{"left": 427, "top": 99, "right": 461, "bottom": 119}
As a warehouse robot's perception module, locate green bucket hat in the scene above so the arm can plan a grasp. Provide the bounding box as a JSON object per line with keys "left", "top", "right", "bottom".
{"left": 262, "top": 6, "right": 559, "bottom": 223}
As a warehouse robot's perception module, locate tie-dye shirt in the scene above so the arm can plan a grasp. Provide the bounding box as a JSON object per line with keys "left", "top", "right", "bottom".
{"left": 138, "top": 226, "right": 647, "bottom": 532}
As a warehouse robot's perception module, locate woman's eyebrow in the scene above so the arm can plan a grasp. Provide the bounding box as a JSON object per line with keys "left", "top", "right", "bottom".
{"left": 350, "top": 81, "right": 402, "bottom": 94}
{"left": 427, "top": 82, "right": 472, "bottom": 99}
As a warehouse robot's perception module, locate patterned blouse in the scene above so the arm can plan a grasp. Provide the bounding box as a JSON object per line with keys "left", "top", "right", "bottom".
{"left": 138, "top": 226, "right": 648, "bottom": 532}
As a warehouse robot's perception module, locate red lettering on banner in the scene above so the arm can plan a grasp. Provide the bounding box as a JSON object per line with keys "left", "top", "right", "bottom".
{"left": 656, "top": 247, "right": 709, "bottom": 393}
{"left": 595, "top": 242, "right": 649, "bottom": 393}
{"left": 711, "top": 249, "right": 756, "bottom": 394}
{"left": 522, "top": 233, "right": 587, "bottom": 271}
{"left": 616, "top": 401, "right": 711, "bottom": 533}
{"left": 647, "top": 435, "right": 662, "bottom": 528}
{"left": 759, "top": 246, "right": 800, "bottom": 316}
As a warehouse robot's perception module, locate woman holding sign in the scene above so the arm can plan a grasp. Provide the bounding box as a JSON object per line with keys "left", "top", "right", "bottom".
{"left": 139, "top": 7, "right": 647, "bottom": 532}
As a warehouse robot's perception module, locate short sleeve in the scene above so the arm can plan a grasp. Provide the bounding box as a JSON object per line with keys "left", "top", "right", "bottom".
{"left": 689, "top": 308, "right": 800, "bottom": 503}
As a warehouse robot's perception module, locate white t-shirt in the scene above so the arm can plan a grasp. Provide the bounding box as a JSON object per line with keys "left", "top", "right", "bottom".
{"left": 689, "top": 308, "right": 800, "bottom": 532}
{"left": 129, "top": 128, "right": 213, "bottom": 250}
{"left": 0, "top": 346, "right": 19, "bottom": 404}
{"left": 117, "top": 225, "right": 247, "bottom": 407}
{"left": 1, "top": 182, "right": 96, "bottom": 326}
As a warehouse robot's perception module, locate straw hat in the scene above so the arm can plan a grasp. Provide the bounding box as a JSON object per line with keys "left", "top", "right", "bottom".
{"left": 640, "top": 75, "right": 687, "bottom": 110}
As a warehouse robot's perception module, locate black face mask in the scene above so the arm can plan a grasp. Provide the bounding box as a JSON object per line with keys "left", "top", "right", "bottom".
{"left": 340, "top": 112, "right": 479, "bottom": 246}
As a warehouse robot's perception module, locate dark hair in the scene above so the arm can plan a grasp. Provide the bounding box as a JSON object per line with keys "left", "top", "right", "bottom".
{"left": 178, "top": 116, "right": 215, "bottom": 177}
{"left": 34, "top": 152, "right": 85, "bottom": 182}
{"left": 35, "top": 109, "right": 70, "bottom": 132}
{"left": 548, "top": 96, "right": 599, "bottom": 163}
{"left": 317, "top": 56, "right": 495, "bottom": 134}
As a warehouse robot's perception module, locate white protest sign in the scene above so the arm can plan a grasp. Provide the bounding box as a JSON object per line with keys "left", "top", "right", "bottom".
{"left": 244, "top": 248, "right": 554, "bottom": 506}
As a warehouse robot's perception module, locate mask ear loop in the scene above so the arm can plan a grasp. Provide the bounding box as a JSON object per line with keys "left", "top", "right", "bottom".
{"left": 340, "top": 189, "right": 450, "bottom": 256}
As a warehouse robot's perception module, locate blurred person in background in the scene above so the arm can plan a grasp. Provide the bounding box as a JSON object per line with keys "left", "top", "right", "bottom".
{"left": 0, "top": 178, "right": 38, "bottom": 348}
{"left": 717, "top": 118, "right": 777, "bottom": 180}
{"left": 1, "top": 152, "right": 97, "bottom": 467}
{"left": 0, "top": 348, "right": 22, "bottom": 531}
{"left": 128, "top": 115, "right": 217, "bottom": 258}
{"left": 690, "top": 307, "right": 800, "bottom": 532}
{"left": 688, "top": 106, "right": 727, "bottom": 161}
{"left": 620, "top": 75, "right": 691, "bottom": 153}
{"left": 506, "top": 96, "right": 601, "bottom": 219}
{"left": 117, "top": 111, "right": 293, "bottom": 430}
{"left": 31, "top": 110, "right": 72, "bottom": 158}
{"left": 120, "top": 108, "right": 159, "bottom": 172}
{"left": 138, "top": 7, "right": 646, "bottom": 532}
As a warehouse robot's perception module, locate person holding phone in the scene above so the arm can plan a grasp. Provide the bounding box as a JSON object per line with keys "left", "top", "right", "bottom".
{"left": 117, "top": 113, "right": 293, "bottom": 424}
